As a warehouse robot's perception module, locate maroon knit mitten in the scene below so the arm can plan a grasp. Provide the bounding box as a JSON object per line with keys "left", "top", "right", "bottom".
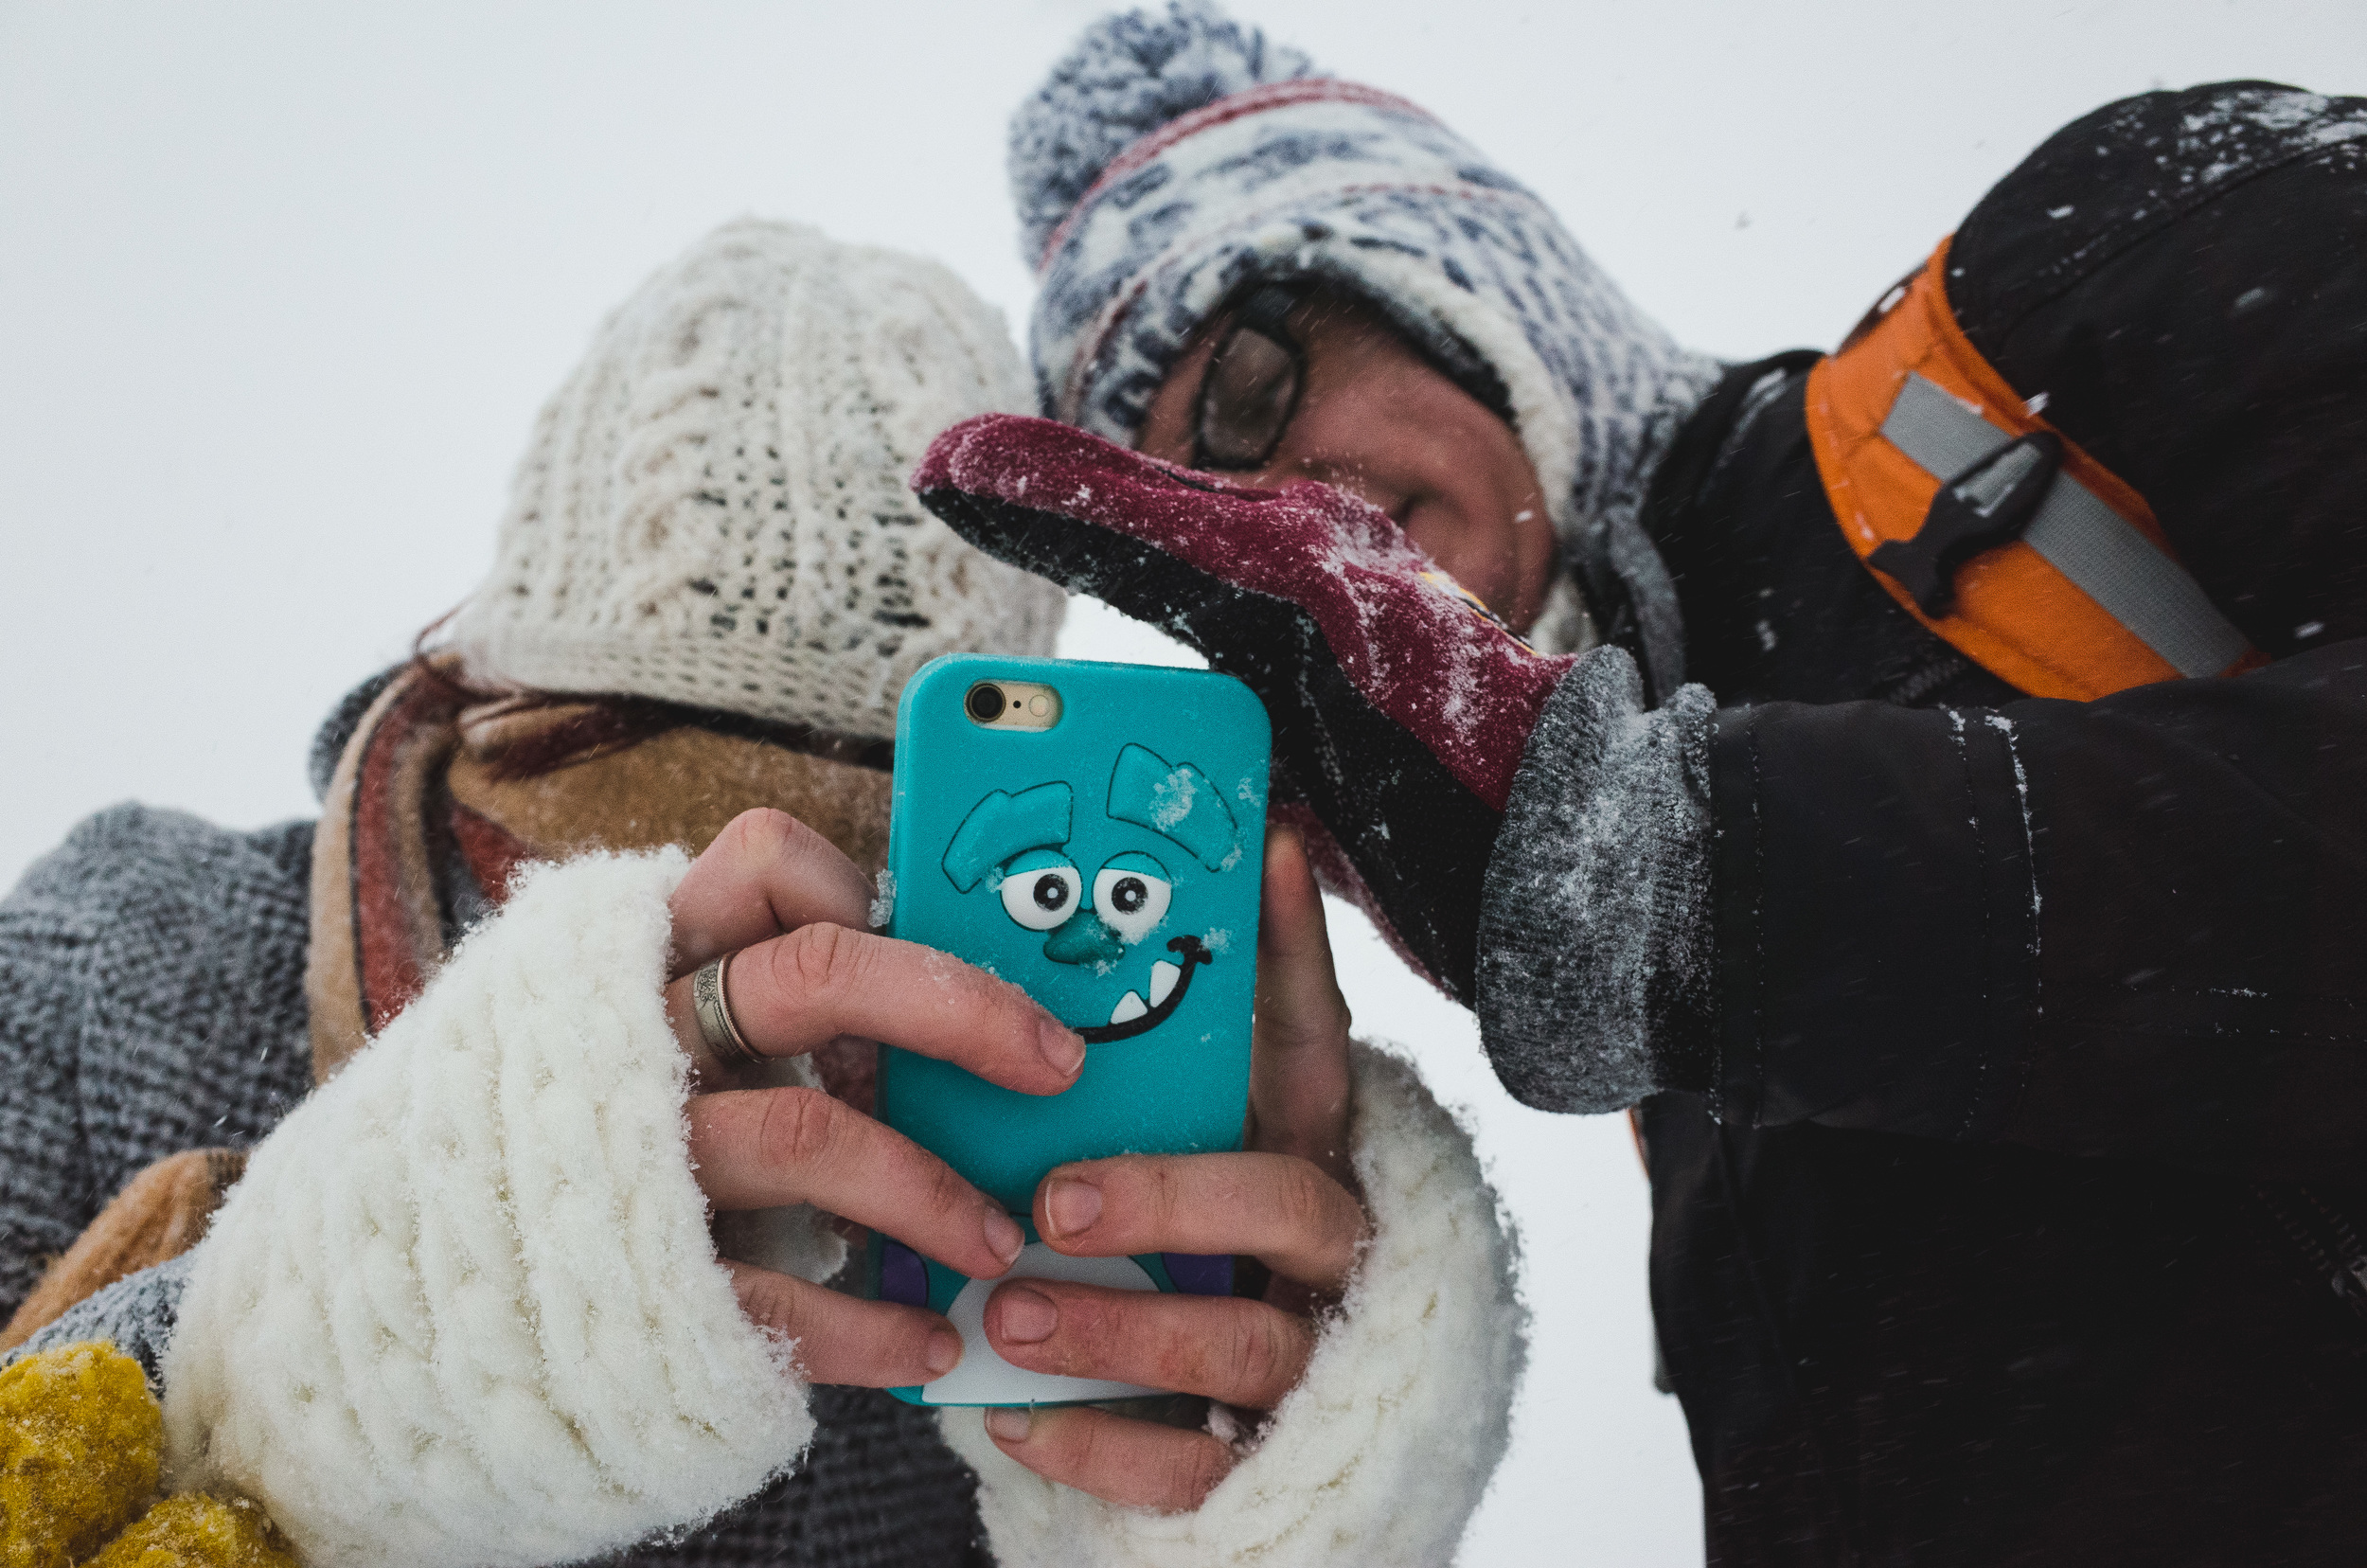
{"left": 914, "top": 414, "right": 1577, "bottom": 1003}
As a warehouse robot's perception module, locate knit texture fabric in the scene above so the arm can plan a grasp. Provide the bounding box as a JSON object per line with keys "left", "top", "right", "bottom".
{"left": 0, "top": 807, "right": 987, "bottom": 1568}
{"left": 450, "top": 220, "right": 1065, "bottom": 740}
{"left": 1, "top": 1149, "right": 245, "bottom": 1353}
{"left": 0, "top": 809, "right": 316, "bottom": 1323}
{"left": 1012, "top": 1, "right": 1721, "bottom": 686}
{"left": 19, "top": 1256, "right": 195, "bottom": 1391}
{"left": 161, "top": 847, "right": 816, "bottom": 1568}
{"left": 1474, "top": 650, "right": 1717, "bottom": 1113}
{"left": 20, "top": 1266, "right": 982, "bottom": 1568}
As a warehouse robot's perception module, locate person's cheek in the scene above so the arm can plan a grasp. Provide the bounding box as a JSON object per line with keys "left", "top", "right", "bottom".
{"left": 1397, "top": 491, "right": 1511, "bottom": 611}
{"left": 1281, "top": 383, "right": 1516, "bottom": 607}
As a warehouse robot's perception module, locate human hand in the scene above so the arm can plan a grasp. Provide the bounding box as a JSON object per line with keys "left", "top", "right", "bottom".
{"left": 970, "top": 827, "right": 1370, "bottom": 1510}
{"left": 657, "top": 808, "right": 1086, "bottom": 1388}
{"left": 913, "top": 413, "right": 1581, "bottom": 1002}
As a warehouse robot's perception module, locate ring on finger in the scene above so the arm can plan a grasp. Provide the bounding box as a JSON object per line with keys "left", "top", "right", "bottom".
{"left": 692, "top": 952, "right": 764, "bottom": 1070}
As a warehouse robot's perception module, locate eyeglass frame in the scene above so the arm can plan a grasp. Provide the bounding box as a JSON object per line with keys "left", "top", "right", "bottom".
{"left": 1189, "top": 283, "right": 1310, "bottom": 472}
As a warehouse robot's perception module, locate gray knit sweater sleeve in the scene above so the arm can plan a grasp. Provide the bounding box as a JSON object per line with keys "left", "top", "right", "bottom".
{"left": 0, "top": 806, "right": 315, "bottom": 1322}
{"left": 1474, "top": 650, "right": 1718, "bottom": 1114}
{"left": 9, "top": 1254, "right": 193, "bottom": 1388}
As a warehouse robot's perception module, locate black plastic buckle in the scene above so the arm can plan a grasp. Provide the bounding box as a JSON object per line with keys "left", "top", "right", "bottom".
{"left": 1868, "top": 431, "right": 2063, "bottom": 616}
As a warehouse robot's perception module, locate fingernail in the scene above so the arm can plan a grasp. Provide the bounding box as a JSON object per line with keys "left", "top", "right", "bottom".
{"left": 1041, "top": 1177, "right": 1102, "bottom": 1239}
{"left": 985, "top": 1406, "right": 1031, "bottom": 1442}
{"left": 996, "top": 1285, "right": 1058, "bottom": 1345}
{"left": 925, "top": 1328, "right": 963, "bottom": 1377}
{"left": 984, "top": 1209, "right": 1025, "bottom": 1267}
{"left": 1039, "top": 1018, "right": 1086, "bottom": 1078}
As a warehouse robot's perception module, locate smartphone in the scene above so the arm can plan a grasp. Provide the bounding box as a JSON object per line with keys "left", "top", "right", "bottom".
{"left": 870, "top": 652, "right": 1272, "bottom": 1407}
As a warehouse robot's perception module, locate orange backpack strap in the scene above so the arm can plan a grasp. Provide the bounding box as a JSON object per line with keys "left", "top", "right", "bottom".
{"left": 1805, "top": 239, "right": 2263, "bottom": 701}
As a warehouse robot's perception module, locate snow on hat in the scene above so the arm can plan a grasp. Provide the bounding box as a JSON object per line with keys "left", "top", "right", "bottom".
{"left": 1012, "top": 1, "right": 1718, "bottom": 687}
{"left": 451, "top": 219, "right": 1065, "bottom": 739}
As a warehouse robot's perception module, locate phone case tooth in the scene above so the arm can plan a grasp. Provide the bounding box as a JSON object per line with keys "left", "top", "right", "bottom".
{"left": 1149, "top": 960, "right": 1181, "bottom": 1007}
{"left": 1110, "top": 990, "right": 1148, "bottom": 1025}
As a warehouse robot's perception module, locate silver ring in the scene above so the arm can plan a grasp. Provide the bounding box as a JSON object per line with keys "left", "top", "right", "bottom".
{"left": 692, "top": 953, "right": 763, "bottom": 1070}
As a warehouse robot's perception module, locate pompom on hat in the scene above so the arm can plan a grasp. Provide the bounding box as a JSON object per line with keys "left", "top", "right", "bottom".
{"left": 450, "top": 220, "right": 1065, "bottom": 740}
{"left": 1012, "top": 1, "right": 1719, "bottom": 690}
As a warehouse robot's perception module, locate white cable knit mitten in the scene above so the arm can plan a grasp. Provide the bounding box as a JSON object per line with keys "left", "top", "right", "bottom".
{"left": 161, "top": 849, "right": 813, "bottom": 1568}
{"left": 942, "top": 1042, "right": 1527, "bottom": 1567}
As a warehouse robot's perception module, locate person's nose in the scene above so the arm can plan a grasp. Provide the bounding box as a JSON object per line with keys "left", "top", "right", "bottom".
{"left": 1042, "top": 908, "right": 1125, "bottom": 966}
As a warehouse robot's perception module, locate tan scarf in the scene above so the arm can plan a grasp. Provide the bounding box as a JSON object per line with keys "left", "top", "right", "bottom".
{"left": 2, "top": 663, "right": 890, "bottom": 1350}
{"left": 303, "top": 661, "right": 891, "bottom": 1080}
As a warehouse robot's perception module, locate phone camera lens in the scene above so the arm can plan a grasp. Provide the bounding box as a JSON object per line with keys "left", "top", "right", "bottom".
{"left": 965, "top": 683, "right": 1006, "bottom": 722}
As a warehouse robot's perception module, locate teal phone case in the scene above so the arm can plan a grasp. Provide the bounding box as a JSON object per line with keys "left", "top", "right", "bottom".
{"left": 873, "top": 653, "right": 1271, "bottom": 1406}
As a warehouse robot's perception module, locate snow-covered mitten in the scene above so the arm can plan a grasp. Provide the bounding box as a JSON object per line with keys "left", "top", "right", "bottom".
{"left": 1472, "top": 647, "right": 1717, "bottom": 1113}
{"left": 914, "top": 414, "right": 1578, "bottom": 1003}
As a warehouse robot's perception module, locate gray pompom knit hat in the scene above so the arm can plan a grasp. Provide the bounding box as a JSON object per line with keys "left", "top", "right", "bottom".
{"left": 1012, "top": 1, "right": 1720, "bottom": 689}
{"left": 451, "top": 220, "right": 1065, "bottom": 740}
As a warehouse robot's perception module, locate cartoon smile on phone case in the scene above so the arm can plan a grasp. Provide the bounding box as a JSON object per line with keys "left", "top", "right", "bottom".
{"left": 941, "top": 742, "right": 1242, "bottom": 1041}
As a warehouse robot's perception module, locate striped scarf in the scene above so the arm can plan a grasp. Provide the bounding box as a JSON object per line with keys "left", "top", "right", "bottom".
{"left": 2, "top": 664, "right": 891, "bottom": 1351}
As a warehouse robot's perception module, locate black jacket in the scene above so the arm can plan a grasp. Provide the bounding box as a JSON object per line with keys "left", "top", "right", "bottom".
{"left": 1639, "top": 82, "right": 2367, "bottom": 1565}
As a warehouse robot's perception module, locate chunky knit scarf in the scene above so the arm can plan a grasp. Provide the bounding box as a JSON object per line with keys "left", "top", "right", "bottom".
{"left": 2, "top": 664, "right": 892, "bottom": 1349}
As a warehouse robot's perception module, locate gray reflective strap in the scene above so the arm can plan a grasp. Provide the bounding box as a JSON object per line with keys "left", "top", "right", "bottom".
{"left": 1877, "top": 373, "right": 2249, "bottom": 679}
{"left": 1882, "top": 373, "right": 2012, "bottom": 479}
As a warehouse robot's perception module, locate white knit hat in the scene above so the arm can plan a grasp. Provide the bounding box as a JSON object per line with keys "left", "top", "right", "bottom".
{"left": 451, "top": 220, "right": 1066, "bottom": 739}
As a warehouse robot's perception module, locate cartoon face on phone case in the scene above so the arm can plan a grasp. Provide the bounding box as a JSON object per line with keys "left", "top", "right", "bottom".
{"left": 940, "top": 741, "right": 1242, "bottom": 1044}
{"left": 875, "top": 656, "right": 1271, "bottom": 1407}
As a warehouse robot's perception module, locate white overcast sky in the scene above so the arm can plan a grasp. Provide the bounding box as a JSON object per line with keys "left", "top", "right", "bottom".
{"left": 3, "top": 3, "right": 2360, "bottom": 1561}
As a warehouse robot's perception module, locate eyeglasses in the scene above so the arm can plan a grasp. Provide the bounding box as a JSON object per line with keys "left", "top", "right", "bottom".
{"left": 1191, "top": 285, "right": 1307, "bottom": 472}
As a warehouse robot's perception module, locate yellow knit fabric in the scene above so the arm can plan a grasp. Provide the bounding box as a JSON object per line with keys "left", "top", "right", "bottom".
{"left": 0, "top": 1343, "right": 163, "bottom": 1568}
{"left": 81, "top": 1495, "right": 295, "bottom": 1568}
